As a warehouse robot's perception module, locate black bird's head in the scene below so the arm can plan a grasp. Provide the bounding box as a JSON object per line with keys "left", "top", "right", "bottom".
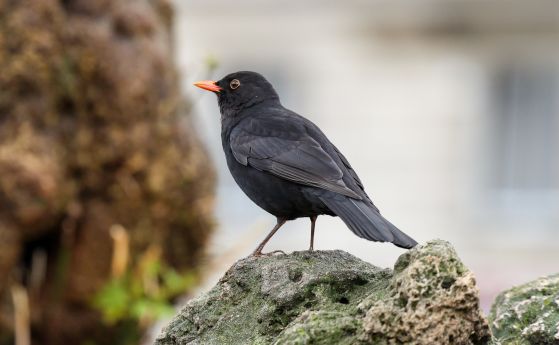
{"left": 194, "top": 71, "right": 279, "bottom": 117}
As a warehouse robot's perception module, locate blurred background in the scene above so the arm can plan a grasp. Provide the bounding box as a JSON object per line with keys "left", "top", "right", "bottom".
{"left": 177, "top": 0, "right": 559, "bottom": 310}
{"left": 0, "top": 0, "right": 558, "bottom": 344}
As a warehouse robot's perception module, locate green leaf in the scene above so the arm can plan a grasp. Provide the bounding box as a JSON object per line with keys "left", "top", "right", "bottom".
{"left": 93, "top": 279, "right": 130, "bottom": 323}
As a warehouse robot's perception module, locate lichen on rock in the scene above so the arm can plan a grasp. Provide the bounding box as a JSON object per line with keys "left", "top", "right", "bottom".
{"left": 157, "top": 250, "right": 389, "bottom": 345}
{"left": 489, "top": 274, "right": 559, "bottom": 345}
{"left": 156, "top": 240, "right": 490, "bottom": 345}
{"left": 362, "top": 240, "right": 490, "bottom": 345}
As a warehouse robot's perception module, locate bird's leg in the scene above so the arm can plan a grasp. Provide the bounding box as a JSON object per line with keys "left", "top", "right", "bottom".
{"left": 309, "top": 215, "right": 317, "bottom": 251}
{"left": 252, "top": 217, "right": 287, "bottom": 256}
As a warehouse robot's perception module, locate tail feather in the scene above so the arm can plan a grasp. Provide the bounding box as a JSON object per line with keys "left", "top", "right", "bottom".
{"left": 381, "top": 216, "right": 418, "bottom": 249}
{"left": 349, "top": 199, "right": 394, "bottom": 241}
{"left": 319, "top": 196, "right": 417, "bottom": 249}
{"left": 334, "top": 199, "right": 386, "bottom": 240}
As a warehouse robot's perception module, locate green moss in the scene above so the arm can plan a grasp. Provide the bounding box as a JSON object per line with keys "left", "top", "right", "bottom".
{"left": 275, "top": 311, "right": 365, "bottom": 345}
{"left": 157, "top": 251, "right": 388, "bottom": 344}
{"left": 362, "top": 240, "right": 490, "bottom": 344}
{"left": 157, "top": 241, "right": 490, "bottom": 345}
{"left": 489, "top": 274, "right": 559, "bottom": 345}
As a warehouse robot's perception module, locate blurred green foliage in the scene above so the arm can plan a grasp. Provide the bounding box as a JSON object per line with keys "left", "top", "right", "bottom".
{"left": 92, "top": 250, "right": 197, "bottom": 344}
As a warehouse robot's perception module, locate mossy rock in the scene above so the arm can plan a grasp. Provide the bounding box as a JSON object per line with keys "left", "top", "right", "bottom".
{"left": 489, "top": 274, "right": 559, "bottom": 345}
{"left": 157, "top": 240, "right": 490, "bottom": 345}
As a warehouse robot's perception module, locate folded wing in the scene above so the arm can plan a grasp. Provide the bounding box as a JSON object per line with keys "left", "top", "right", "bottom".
{"left": 230, "top": 118, "right": 361, "bottom": 199}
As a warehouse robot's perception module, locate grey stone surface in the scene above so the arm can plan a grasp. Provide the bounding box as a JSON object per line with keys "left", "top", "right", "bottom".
{"left": 489, "top": 274, "right": 559, "bottom": 345}
{"left": 156, "top": 240, "right": 490, "bottom": 345}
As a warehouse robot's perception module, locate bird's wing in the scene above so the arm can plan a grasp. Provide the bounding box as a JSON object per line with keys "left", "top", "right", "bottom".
{"left": 230, "top": 117, "right": 362, "bottom": 199}
{"left": 333, "top": 146, "right": 364, "bottom": 190}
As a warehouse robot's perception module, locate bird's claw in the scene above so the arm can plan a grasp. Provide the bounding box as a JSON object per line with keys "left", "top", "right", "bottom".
{"left": 251, "top": 249, "right": 286, "bottom": 257}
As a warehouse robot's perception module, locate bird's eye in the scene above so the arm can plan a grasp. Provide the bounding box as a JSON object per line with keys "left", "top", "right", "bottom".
{"left": 230, "top": 79, "right": 240, "bottom": 89}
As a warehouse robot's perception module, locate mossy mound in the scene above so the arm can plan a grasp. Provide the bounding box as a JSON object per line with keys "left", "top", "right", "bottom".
{"left": 489, "top": 274, "right": 559, "bottom": 345}
{"left": 157, "top": 240, "right": 490, "bottom": 345}
{"left": 0, "top": 0, "right": 214, "bottom": 343}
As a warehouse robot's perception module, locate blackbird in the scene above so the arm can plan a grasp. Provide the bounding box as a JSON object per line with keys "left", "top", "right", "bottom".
{"left": 194, "top": 71, "right": 417, "bottom": 256}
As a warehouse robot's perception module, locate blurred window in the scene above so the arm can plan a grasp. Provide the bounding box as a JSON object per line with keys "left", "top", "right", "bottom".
{"left": 492, "top": 63, "right": 559, "bottom": 192}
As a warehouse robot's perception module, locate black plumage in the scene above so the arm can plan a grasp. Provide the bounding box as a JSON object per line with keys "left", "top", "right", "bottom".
{"left": 194, "top": 71, "right": 417, "bottom": 255}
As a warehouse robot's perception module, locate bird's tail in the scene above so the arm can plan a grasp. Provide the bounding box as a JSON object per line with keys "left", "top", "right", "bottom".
{"left": 319, "top": 196, "right": 417, "bottom": 249}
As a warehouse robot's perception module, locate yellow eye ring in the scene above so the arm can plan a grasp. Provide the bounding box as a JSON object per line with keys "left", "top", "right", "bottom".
{"left": 230, "top": 79, "right": 240, "bottom": 89}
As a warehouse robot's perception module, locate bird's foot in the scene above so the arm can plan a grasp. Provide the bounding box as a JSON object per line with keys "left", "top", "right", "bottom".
{"left": 251, "top": 249, "right": 286, "bottom": 257}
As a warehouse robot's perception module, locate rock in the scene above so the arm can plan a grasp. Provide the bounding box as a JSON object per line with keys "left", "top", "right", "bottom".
{"left": 156, "top": 240, "right": 490, "bottom": 345}
{"left": 489, "top": 274, "right": 559, "bottom": 345}
{"left": 362, "top": 240, "right": 490, "bottom": 345}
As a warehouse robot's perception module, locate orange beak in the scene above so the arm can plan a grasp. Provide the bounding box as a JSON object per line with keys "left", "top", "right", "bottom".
{"left": 193, "top": 80, "right": 221, "bottom": 93}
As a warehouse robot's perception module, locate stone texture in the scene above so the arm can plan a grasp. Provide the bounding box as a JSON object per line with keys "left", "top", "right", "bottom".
{"left": 489, "top": 274, "right": 559, "bottom": 345}
{"left": 362, "top": 240, "right": 490, "bottom": 345}
{"left": 156, "top": 240, "right": 490, "bottom": 345}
